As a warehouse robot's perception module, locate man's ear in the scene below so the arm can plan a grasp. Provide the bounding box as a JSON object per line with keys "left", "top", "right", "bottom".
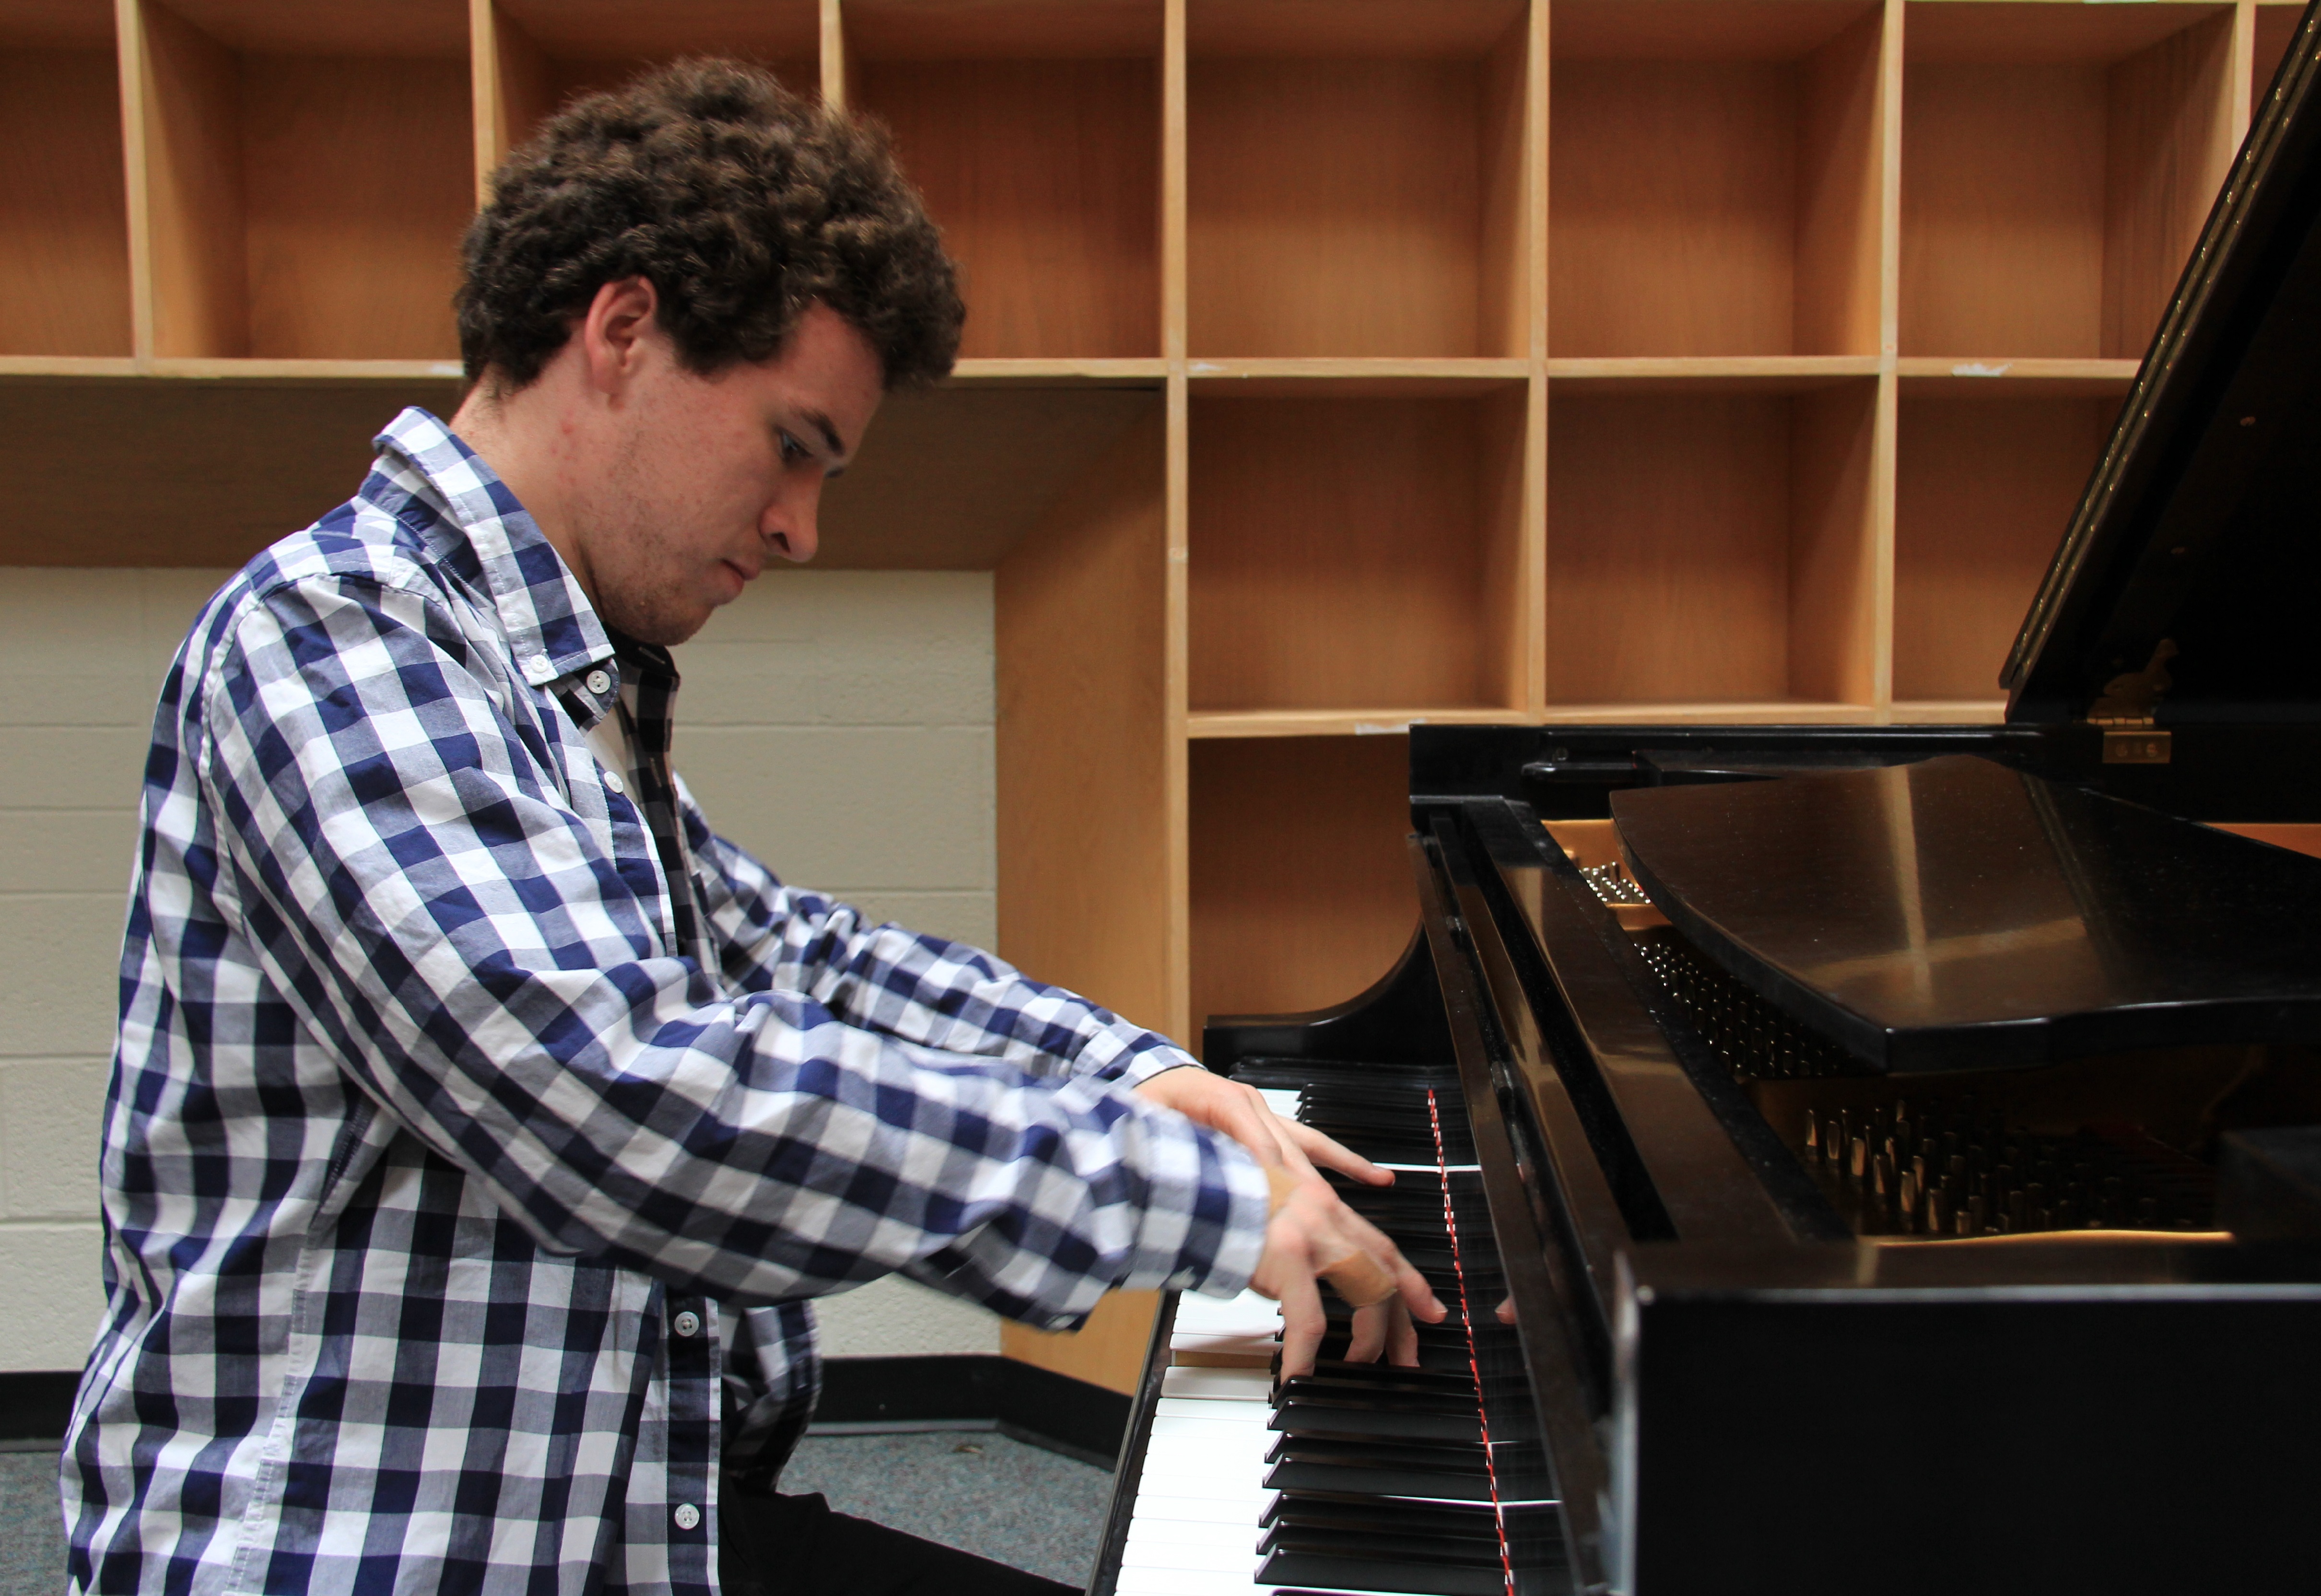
{"left": 578, "top": 277, "right": 659, "bottom": 397}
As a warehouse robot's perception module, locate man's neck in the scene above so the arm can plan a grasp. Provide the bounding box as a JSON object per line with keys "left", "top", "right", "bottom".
{"left": 448, "top": 375, "right": 601, "bottom": 613}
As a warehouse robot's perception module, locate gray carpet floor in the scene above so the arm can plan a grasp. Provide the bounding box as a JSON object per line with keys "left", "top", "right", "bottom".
{"left": 0, "top": 1430, "right": 1110, "bottom": 1593}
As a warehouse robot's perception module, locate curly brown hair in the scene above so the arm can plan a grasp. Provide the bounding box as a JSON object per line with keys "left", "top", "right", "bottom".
{"left": 457, "top": 59, "right": 962, "bottom": 392}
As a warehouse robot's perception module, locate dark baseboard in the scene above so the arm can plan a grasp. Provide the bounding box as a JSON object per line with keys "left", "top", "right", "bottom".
{"left": 3, "top": 1359, "right": 1128, "bottom": 1469}
{"left": 0, "top": 1372, "right": 78, "bottom": 1443}
{"left": 817, "top": 1356, "right": 1127, "bottom": 1469}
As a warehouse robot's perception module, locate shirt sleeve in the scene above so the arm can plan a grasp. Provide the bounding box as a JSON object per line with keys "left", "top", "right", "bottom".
{"left": 678, "top": 789, "right": 1203, "bottom": 1091}
{"left": 194, "top": 570, "right": 1269, "bottom": 1327}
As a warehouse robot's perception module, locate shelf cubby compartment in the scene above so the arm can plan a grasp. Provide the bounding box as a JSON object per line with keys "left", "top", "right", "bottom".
{"left": 483, "top": 1, "right": 820, "bottom": 169}
{"left": 1188, "top": 385, "right": 1529, "bottom": 717}
{"left": 1545, "top": 374, "right": 1880, "bottom": 715}
{"left": 1893, "top": 383, "right": 2122, "bottom": 709}
{"left": 1186, "top": 0, "right": 1532, "bottom": 358}
{"left": 848, "top": 1, "right": 1161, "bottom": 361}
{"left": 0, "top": 1, "right": 131, "bottom": 358}
{"left": 1189, "top": 736, "right": 1418, "bottom": 1040}
{"left": 1549, "top": 0, "right": 1886, "bottom": 358}
{"left": 124, "top": 0, "right": 472, "bottom": 361}
{"left": 1900, "top": 1, "right": 2240, "bottom": 362}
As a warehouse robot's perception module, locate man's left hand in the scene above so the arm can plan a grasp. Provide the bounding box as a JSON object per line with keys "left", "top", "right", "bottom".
{"left": 1134, "top": 1064, "right": 1392, "bottom": 1188}
{"left": 1135, "top": 1065, "right": 1423, "bottom": 1370}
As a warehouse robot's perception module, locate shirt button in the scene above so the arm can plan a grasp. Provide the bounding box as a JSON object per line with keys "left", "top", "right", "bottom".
{"left": 585, "top": 668, "right": 612, "bottom": 695}
{"left": 602, "top": 770, "right": 625, "bottom": 795}
{"left": 672, "top": 1310, "right": 701, "bottom": 1338}
{"left": 525, "top": 655, "right": 553, "bottom": 682}
{"left": 672, "top": 1503, "right": 701, "bottom": 1532}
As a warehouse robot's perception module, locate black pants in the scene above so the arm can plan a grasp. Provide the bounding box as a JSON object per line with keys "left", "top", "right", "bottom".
{"left": 718, "top": 1474, "right": 1080, "bottom": 1596}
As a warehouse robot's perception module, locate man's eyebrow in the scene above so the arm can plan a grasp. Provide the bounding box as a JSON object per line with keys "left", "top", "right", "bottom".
{"left": 801, "top": 409, "right": 847, "bottom": 459}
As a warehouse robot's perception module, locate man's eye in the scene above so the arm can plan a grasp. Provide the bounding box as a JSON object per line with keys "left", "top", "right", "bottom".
{"left": 778, "top": 432, "right": 809, "bottom": 465}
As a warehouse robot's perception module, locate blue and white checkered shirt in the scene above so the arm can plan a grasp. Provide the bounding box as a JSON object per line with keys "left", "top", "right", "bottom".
{"left": 63, "top": 408, "right": 1269, "bottom": 1596}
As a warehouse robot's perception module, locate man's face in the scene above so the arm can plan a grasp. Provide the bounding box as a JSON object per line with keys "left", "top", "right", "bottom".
{"left": 577, "top": 301, "right": 883, "bottom": 646}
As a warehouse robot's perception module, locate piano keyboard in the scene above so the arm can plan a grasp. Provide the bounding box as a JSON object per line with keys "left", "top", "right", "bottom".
{"left": 1109, "top": 1079, "right": 1565, "bottom": 1596}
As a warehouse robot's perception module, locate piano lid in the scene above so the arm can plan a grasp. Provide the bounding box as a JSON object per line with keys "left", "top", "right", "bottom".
{"left": 2004, "top": 1, "right": 2321, "bottom": 726}
{"left": 1611, "top": 755, "right": 2321, "bottom": 1072}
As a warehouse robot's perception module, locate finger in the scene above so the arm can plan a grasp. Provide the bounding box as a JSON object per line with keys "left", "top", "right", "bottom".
{"left": 1318, "top": 1250, "right": 1399, "bottom": 1308}
{"left": 1346, "top": 1301, "right": 1389, "bottom": 1364}
{"left": 1216, "top": 1094, "right": 1288, "bottom": 1169}
{"left": 1332, "top": 1208, "right": 1446, "bottom": 1323}
{"left": 1263, "top": 1113, "right": 1321, "bottom": 1182}
{"left": 1275, "top": 1268, "right": 1327, "bottom": 1382}
{"left": 1496, "top": 1295, "right": 1516, "bottom": 1325}
{"left": 1281, "top": 1119, "right": 1392, "bottom": 1185}
{"left": 1388, "top": 1301, "right": 1420, "bottom": 1368}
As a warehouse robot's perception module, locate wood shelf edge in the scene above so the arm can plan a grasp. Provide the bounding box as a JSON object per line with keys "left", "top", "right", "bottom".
{"left": 0, "top": 357, "right": 143, "bottom": 380}
{"left": 1186, "top": 708, "right": 1520, "bottom": 739}
{"left": 0, "top": 357, "right": 464, "bottom": 385}
{"left": 1545, "top": 355, "right": 1883, "bottom": 393}
{"left": 1184, "top": 358, "right": 1534, "bottom": 398}
{"left": 1888, "top": 698, "right": 2010, "bottom": 724}
{"left": 1895, "top": 357, "right": 2142, "bottom": 393}
{"left": 1187, "top": 357, "right": 1531, "bottom": 377}
{"left": 947, "top": 357, "right": 1169, "bottom": 386}
{"left": 1537, "top": 701, "right": 1882, "bottom": 726}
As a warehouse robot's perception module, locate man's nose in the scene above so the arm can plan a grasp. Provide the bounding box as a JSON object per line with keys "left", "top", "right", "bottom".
{"left": 767, "top": 484, "right": 821, "bottom": 564}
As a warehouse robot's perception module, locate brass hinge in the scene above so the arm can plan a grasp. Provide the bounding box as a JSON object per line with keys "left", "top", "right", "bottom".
{"left": 2089, "top": 640, "right": 2176, "bottom": 764}
{"left": 2095, "top": 723, "right": 2172, "bottom": 764}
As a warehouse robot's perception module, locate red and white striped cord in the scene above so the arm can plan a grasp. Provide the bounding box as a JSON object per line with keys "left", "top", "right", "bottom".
{"left": 1426, "top": 1087, "right": 1516, "bottom": 1595}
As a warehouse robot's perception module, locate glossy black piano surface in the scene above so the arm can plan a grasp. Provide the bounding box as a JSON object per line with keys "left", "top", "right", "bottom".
{"left": 1094, "top": 6, "right": 2321, "bottom": 1593}
{"left": 1611, "top": 753, "right": 2321, "bottom": 1070}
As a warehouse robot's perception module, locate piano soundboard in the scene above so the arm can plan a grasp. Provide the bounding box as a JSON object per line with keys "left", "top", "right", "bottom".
{"left": 1107, "top": 1082, "right": 1564, "bottom": 1596}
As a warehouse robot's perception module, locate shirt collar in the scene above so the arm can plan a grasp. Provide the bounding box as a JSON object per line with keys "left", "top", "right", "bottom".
{"left": 365, "top": 407, "right": 615, "bottom": 689}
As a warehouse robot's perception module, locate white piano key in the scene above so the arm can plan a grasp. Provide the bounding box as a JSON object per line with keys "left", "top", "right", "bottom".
{"left": 1137, "top": 1456, "right": 1268, "bottom": 1486}
{"left": 1112, "top": 1568, "right": 1256, "bottom": 1596}
{"left": 1255, "top": 1088, "right": 1301, "bottom": 1116}
{"left": 1154, "top": 1397, "right": 1270, "bottom": 1425}
{"left": 1123, "top": 1518, "right": 1259, "bottom": 1555}
{"left": 1119, "top": 1534, "right": 1261, "bottom": 1574}
{"left": 1170, "top": 1288, "right": 1283, "bottom": 1338}
{"left": 1165, "top": 1336, "right": 1278, "bottom": 1364}
{"left": 1148, "top": 1414, "right": 1270, "bottom": 1443}
{"left": 1161, "top": 1366, "right": 1272, "bottom": 1401}
{"left": 1119, "top": 1491, "right": 1269, "bottom": 1527}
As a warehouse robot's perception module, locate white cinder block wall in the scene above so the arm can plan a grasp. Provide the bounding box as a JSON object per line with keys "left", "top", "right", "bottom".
{"left": 0, "top": 566, "right": 1002, "bottom": 1372}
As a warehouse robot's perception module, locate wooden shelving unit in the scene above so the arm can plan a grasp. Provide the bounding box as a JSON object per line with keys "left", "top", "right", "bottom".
{"left": 2, "top": 0, "right": 2297, "bottom": 1387}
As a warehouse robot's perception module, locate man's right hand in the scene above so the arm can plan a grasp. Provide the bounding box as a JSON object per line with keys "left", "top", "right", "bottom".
{"left": 1249, "top": 1171, "right": 1445, "bottom": 1379}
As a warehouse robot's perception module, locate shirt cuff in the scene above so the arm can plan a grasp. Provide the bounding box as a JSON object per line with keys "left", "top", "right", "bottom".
{"left": 1124, "top": 1121, "right": 1271, "bottom": 1302}
{"left": 1118, "top": 1049, "right": 1203, "bottom": 1089}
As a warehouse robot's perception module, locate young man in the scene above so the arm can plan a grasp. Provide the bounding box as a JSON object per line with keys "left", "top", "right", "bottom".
{"left": 62, "top": 60, "right": 1437, "bottom": 1596}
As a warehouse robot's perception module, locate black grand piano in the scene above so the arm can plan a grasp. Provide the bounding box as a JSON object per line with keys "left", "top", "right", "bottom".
{"left": 1094, "top": 8, "right": 2321, "bottom": 1595}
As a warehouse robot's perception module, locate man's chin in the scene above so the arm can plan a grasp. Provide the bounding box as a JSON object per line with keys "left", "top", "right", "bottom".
{"left": 600, "top": 593, "right": 714, "bottom": 648}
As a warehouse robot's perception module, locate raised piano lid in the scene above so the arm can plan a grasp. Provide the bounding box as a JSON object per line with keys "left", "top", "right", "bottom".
{"left": 1611, "top": 753, "right": 2321, "bottom": 1072}
{"left": 2004, "top": 2, "right": 2321, "bottom": 726}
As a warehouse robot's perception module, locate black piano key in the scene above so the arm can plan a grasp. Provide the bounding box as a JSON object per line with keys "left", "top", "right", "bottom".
{"left": 1271, "top": 1400, "right": 1485, "bottom": 1444}
{"left": 1260, "top": 1490, "right": 1510, "bottom": 1538}
{"left": 1263, "top": 1436, "right": 1495, "bottom": 1501}
{"left": 1260, "top": 1524, "right": 1504, "bottom": 1564}
{"left": 1279, "top": 1371, "right": 1480, "bottom": 1407}
{"left": 1305, "top": 1356, "right": 1477, "bottom": 1386}
{"left": 1258, "top": 1547, "right": 1511, "bottom": 1596}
